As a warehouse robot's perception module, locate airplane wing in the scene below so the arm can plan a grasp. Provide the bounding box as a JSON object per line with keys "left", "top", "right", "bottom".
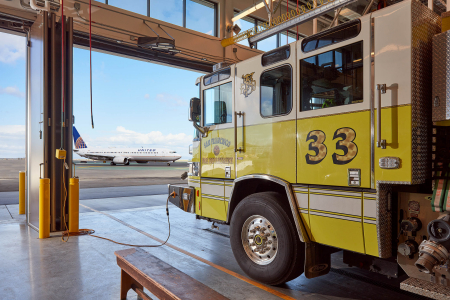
{"left": 83, "top": 153, "right": 114, "bottom": 160}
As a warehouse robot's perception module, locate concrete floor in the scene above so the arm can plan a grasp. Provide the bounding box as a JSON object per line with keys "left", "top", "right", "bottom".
{"left": 0, "top": 192, "right": 425, "bottom": 300}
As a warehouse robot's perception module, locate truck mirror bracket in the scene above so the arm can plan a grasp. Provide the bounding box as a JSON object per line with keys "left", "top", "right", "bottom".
{"left": 193, "top": 122, "right": 209, "bottom": 138}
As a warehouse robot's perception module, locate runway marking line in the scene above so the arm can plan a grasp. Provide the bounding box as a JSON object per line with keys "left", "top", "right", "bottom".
{"left": 79, "top": 203, "right": 296, "bottom": 300}
{"left": 77, "top": 166, "right": 103, "bottom": 168}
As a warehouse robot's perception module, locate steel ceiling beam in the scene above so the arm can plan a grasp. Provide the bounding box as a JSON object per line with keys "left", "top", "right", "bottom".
{"left": 73, "top": 31, "right": 214, "bottom": 73}
{"left": 249, "top": 0, "right": 358, "bottom": 45}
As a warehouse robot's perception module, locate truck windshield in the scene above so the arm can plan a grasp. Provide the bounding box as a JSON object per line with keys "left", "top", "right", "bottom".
{"left": 203, "top": 82, "right": 232, "bottom": 126}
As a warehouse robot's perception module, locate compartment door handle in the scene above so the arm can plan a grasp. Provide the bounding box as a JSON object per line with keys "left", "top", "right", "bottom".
{"left": 376, "top": 84, "right": 386, "bottom": 149}
{"left": 234, "top": 111, "right": 244, "bottom": 152}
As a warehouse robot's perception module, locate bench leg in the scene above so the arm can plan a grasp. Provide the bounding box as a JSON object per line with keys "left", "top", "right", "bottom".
{"left": 120, "top": 269, "right": 143, "bottom": 300}
{"left": 132, "top": 285, "right": 152, "bottom": 300}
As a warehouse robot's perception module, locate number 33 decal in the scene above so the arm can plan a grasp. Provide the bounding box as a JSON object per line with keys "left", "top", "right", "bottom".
{"left": 305, "top": 128, "right": 358, "bottom": 165}
{"left": 305, "top": 130, "right": 327, "bottom": 165}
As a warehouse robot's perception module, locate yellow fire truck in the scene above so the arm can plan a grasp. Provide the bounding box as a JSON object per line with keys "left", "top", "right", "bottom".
{"left": 169, "top": 0, "right": 450, "bottom": 296}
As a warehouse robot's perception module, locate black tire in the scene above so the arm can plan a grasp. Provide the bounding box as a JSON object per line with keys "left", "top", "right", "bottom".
{"left": 110, "top": 162, "right": 115, "bottom": 166}
{"left": 230, "top": 192, "right": 305, "bottom": 285}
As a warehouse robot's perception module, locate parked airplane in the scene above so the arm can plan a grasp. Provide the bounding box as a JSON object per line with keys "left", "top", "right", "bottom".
{"left": 72, "top": 127, "right": 182, "bottom": 166}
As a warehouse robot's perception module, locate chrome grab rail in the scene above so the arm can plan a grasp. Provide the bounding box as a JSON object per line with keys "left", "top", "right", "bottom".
{"left": 234, "top": 111, "right": 244, "bottom": 152}
{"left": 376, "top": 84, "right": 386, "bottom": 149}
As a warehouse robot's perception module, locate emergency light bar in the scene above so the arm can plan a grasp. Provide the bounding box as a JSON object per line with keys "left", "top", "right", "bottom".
{"left": 248, "top": 0, "right": 358, "bottom": 46}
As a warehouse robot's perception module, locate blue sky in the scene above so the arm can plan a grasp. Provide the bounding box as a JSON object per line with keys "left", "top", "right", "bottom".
{"left": 0, "top": 30, "right": 202, "bottom": 159}
{"left": 0, "top": 1, "right": 287, "bottom": 159}
{"left": 0, "top": 32, "right": 26, "bottom": 158}
{"left": 100, "top": 0, "right": 215, "bottom": 35}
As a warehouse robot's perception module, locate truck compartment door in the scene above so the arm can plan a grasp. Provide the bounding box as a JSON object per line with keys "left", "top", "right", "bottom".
{"left": 297, "top": 18, "right": 371, "bottom": 254}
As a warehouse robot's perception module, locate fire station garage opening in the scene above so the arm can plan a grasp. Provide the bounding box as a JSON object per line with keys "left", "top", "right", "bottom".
{"left": 2, "top": 0, "right": 450, "bottom": 299}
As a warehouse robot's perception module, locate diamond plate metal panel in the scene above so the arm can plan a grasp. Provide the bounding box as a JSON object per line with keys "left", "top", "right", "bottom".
{"left": 401, "top": 277, "right": 450, "bottom": 299}
{"left": 411, "top": 0, "right": 440, "bottom": 186}
{"left": 432, "top": 0, "right": 447, "bottom": 16}
{"left": 433, "top": 31, "right": 450, "bottom": 122}
{"left": 376, "top": 1, "right": 441, "bottom": 258}
{"left": 376, "top": 182, "right": 393, "bottom": 258}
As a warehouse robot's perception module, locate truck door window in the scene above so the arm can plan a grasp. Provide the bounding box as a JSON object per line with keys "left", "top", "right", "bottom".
{"left": 301, "top": 19, "right": 361, "bottom": 53}
{"left": 203, "top": 68, "right": 231, "bottom": 86}
{"left": 260, "top": 65, "right": 292, "bottom": 117}
{"left": 300, "top": 41, "right": 363, "bottom": 111}
{"left": 203, "top": 82, "right": 232, "bottom": 126}
{"left": 261, "top": 45, "right": 290, "bottom": 67}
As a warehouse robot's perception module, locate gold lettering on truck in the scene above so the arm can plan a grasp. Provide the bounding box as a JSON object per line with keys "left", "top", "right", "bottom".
{"left": 202, "top": 157, "right": 233, "bottom": 164}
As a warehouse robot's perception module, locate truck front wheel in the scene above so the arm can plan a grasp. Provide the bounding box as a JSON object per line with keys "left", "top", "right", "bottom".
{"left": 230, "top": 192, "right": 304, "bottom": 285}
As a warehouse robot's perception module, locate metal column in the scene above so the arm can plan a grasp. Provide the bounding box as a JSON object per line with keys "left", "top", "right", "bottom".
{"left": 27, "top": 12, "right": 73, "bottom": 233}
{"left": 27, "top": 11, "right": 48, "bottom": 231}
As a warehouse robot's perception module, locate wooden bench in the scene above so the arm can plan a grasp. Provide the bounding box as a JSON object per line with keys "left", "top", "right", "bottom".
{"left": 115, "top": 248, "right": 229, "bottom": 300}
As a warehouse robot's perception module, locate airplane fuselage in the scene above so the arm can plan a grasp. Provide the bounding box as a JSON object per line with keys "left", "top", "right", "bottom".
{"left": 74, "top": 147, "right": 181, "bottom": 164}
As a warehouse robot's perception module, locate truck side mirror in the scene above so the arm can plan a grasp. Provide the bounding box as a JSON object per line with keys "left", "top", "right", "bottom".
{"left": 189, "top": 97, "right": 201, "bottom": 122}
{"left": 189, "top": 97, "right": 209, "bottom": 137}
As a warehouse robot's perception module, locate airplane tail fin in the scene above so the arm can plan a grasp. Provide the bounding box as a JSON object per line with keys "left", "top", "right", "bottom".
{"left": 73, "top": 126, "right": 87, "bottom": 149}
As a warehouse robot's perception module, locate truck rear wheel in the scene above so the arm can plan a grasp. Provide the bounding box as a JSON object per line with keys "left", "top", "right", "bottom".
{"left": 230, "top": 192, "right": 304, "bottom": 285}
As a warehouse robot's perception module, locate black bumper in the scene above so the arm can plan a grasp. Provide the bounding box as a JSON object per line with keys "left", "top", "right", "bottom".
{"left": 168, "top": 184, "right": 195, "bottom": 214}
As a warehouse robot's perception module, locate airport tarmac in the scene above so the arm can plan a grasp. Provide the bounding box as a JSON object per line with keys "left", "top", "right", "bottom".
{"left": 0, "top": 184, "right": 172, "bottom": 205}
{"left": 0, "top": 159, "right": 187, "bottom": 192}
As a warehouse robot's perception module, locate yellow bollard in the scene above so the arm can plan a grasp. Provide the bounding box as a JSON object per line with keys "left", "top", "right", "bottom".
{"left": 39, "top": 178, "right": 50, "bottom": 239}
{"left": 69, "top": 178, "right": 79, "bottom": 233}
{"left": 19, "top": 171, "right": 25, "bottom": 215}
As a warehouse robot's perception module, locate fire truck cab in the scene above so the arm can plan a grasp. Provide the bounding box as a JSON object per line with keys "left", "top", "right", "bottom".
{"left": 169, "top": 0, "right": 450, "bottom": 296}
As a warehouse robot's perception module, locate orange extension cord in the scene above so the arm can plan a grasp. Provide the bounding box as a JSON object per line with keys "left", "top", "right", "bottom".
{"left": 62, "top": 195, "right": 172, "bottom": 248}
{"left": 61, "top": 159, "right": 69, "bottom": 243}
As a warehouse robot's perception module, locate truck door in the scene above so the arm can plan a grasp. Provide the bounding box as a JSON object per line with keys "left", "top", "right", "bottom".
{"left": 297, "top": 19, "right": 371, "bottom": 254}
{"left": 234, "top": 45, "right": 297, "bottom": 183}
{"left": 199, "top": 67, "right": 235, "bottom": 221}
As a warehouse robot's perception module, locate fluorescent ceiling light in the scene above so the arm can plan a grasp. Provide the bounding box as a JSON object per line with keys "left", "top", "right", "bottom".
{"left": 232, "top": 0, "right": 276, "bottom": 23}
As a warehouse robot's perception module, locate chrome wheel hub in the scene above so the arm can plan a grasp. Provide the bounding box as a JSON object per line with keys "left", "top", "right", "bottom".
{"left": 241, "top": 215, "right": 278, "bottom": 265}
